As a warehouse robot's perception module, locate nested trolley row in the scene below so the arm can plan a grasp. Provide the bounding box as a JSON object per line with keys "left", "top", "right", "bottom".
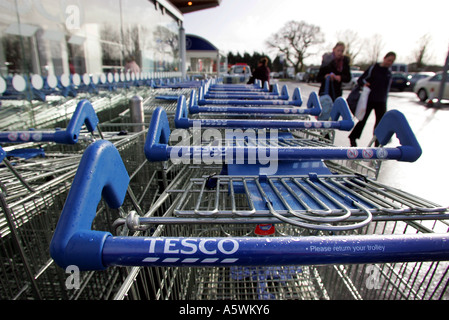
{"left": 0, "top": 96, "right": 183, "bottom": 299}
{"left": 1, "top": 78, "right": 448, "bottom": 300}
{"left": 46, "top": 80, "right": 449, "bottom": 300}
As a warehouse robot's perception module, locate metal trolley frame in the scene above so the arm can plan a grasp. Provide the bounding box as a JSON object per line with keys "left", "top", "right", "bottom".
{"left": 0, "top": 97, "right": 185, "bottom": 300}
{"left": 49, "top": 91, "right": 449, "bottom": 300}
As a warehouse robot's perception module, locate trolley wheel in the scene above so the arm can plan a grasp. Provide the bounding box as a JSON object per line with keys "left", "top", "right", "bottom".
{"left": 417, "top": 88, "right": 428, "bottom": 102}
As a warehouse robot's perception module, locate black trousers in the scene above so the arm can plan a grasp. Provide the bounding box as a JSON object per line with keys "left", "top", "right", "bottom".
{"left": 349, "top": 101, "right": 387, "bottom": 142}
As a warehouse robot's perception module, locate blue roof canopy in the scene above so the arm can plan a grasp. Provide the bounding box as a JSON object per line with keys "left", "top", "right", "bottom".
{"left": 186, "top": 34, "right": 218, "bottom": 51}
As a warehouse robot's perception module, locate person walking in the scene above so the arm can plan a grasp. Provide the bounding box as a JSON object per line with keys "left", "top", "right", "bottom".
{"left": 348, "top": 52, "right": 396, "bottom": 147}
{"left": 247, "top": 57, "right": 270, "bottom": 86}
{"left": 316, "top": 42, "right": 351, "bottom": 101}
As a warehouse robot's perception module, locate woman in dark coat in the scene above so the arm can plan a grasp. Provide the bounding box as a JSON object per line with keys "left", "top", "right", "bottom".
{"left": 248, "top": 57, "right": 270, "bottom": 86}
{"left": 317, "top": 42, "right": 352, "bottom": 101}
{"left": 348, "top": 51, "right": 396, "bottom": 147}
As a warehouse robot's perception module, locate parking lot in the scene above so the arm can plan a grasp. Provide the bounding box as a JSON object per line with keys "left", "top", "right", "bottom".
{"left": 275, "top": 80, "right": 449, "bottom": 206}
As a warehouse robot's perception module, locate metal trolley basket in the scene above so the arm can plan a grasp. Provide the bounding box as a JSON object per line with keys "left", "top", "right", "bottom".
{"left": 49, "top": 89, "right": 449, "bottom": 300}
{"left": 0, "top": 97, "right": 186, "bottom": 300}
{"left": 0, "top": 100, "right": 102, "bottom": 300}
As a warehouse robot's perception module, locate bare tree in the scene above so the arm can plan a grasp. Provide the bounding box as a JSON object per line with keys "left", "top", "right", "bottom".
{"left": 336, "top": 29, "right": 363, "bottom": 64}
{"left": 413, "top": 33, "right": 432, "bottom": 69}
{"left": 100, "top": 24, "right": 123, "bottom": 67}
{"left": 123, "top": 25, "right": 141, "bottom": 64}
{"left": 155, "top": 25, "right": 179, "bottom": 60}
{"left": 365, "top": 34, "right": 385, "bottom": 63}
{"left": 266, "top": 20, "right": 324, "bottom": 72}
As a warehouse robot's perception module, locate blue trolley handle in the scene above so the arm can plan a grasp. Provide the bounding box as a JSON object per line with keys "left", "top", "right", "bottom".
{"left": 0, "top": 99, "right": 99, "bottom": 144}
{"left": 0, "top": 146, "right": 5, "bottom": 162}
{"left": 101, "top": 233, "right": 449, "bottom": 268}
{"left": 189, "top": 90, "right": 317, "bottom": 115}
{"left": 175, "top": 94, "right": 349, "bottom": 129}
{"left": 204, "top": 83, "right": 288, "bottom": 99}
{"left": 205, "top": 81, "right": 270, "bottom": 94}
{"left": 374, "top": 109, "right": 422, "bottom": 162}
{"left": 148, "top": 106, "right": 420, "bottom": 163}
{"left": 50, "top": 140, "right": 130, "bottom": 270}
{"left": 262, "top": 80, "right": 270, "bottom": 92}
{"left": 198, "top": 85, "right": 297, "bottom": 106}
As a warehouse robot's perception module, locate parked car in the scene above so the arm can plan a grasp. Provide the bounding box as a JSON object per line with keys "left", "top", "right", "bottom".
{"left": 414, "top": 71, "right": 449, "bottom": 102}
{"left": 228, "top": 64, "right": 251, "bottom": 76}
{"left": 390, "top": 72, "right": 410, "bottom": 91}
{"left": 270, "top": 72, "right": 279, "bottom": 79}
{"left": 304, "top": 67, "right": 320, "bottom": 83}
{"left": 296, "top": 72, "right": 305, "bottom": 82}
{"left": 407, "top": 72, "right": 435, "bottom": 91}
{"left": 342, "top": 70, "right": 364, "bottom": 90}
{"left": 224, "top": 64, "right": 252, "bottom": 84}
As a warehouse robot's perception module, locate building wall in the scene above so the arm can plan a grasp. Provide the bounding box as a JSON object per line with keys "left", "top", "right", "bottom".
{"left": 0, "top": 0, "right": 181, "bottom": 78}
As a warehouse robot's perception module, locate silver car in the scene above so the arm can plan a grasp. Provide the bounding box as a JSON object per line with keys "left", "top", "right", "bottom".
{"left": 414, "top": 72, "right": 449, "bottom": 102}
{"left": 342, "top": 70, "right": 363, "bottom": 90}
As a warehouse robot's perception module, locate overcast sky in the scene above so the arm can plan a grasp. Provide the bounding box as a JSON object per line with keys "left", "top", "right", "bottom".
{"left": 183, "top": 0, "right": 448, "bottom": 66}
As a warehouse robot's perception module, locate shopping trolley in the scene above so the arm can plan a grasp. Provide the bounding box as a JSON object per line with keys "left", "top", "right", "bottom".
{"left": 173, "top": 94, "right": 351, "bottom": 130}
{"left": 151, "top": 78, "right": 205, "bottom": 102}
{"left": 151, "top": 77, "right": 205, "bottom": 90}
{"left": 0, "top": 99, "right": 100, "bottom": 146}
{"left": 207, "top": 78, "right": 267, "bottom": 91}
{"left": 189, "top": 88, "right": 320, "bottom": 117}
{"left": 0, "top": 96, "right": 179, "bottom": 300}
{"left": 0, "top": 99, "right": 100, "bottom": 199}
{"left": 49, "top": 100, "right": 449, "bottom": 300}
{"left": 206, "top": 79, "right": 266, "bottom": 92}
{"left": 206, "top": 79, "right": 269, "bottom": 94}
{"left": 174, "top": 88, "right": 365, "bottom": 182}
{"left": 202, "top": 82, "right": 289, "bottom": 101}
{"left": 105, "top": 86, "right": 195, "bottom": 129}
{"left": 197, "top": 85, "right": 301, "bottom": 107}
{"left": 176, "top": 89, "right": 381, "bottom": 179}
{"left": 200, "top": 82, "right": 385, "bottom": 179}
{"left": 0, "top": 99, "right": 107, "bottom": 300}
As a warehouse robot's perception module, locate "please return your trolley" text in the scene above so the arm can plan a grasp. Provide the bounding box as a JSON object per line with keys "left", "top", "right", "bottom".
{"left": 308, "top": 244, "right": 386, "bottom": 253}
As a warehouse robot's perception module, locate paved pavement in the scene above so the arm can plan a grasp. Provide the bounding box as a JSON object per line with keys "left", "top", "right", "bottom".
{"left": 273, "top": 79, "right": 449, "bottom": 206}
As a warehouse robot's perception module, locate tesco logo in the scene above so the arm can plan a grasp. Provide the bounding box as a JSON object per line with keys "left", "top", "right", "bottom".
{"left": 144, "top": 238, "right": 239, "bottom": 256}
